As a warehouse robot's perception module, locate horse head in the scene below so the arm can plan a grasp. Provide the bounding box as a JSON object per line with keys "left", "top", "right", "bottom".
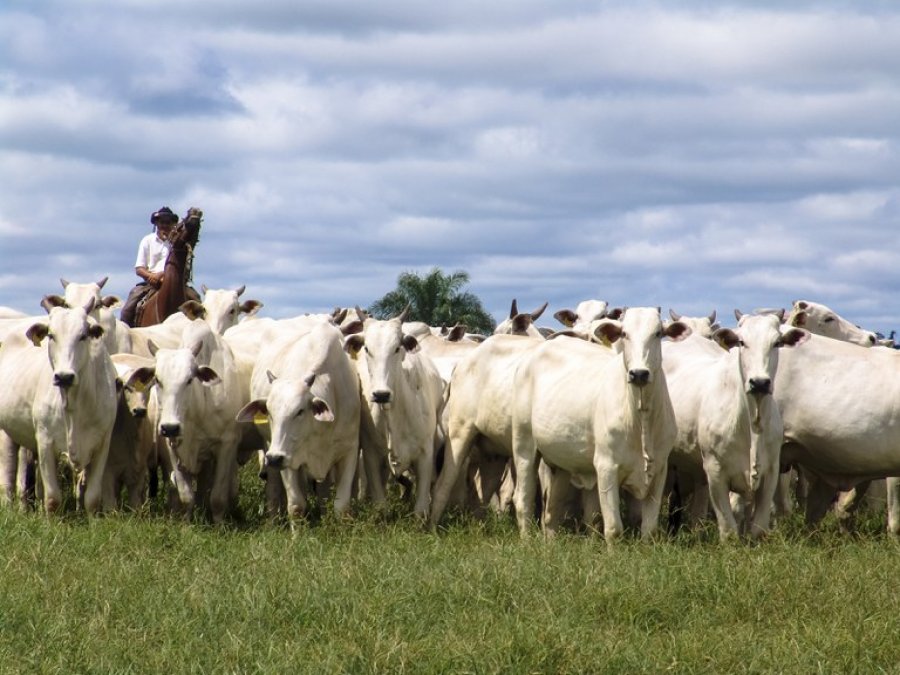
{"left": 170, "top": 208, "right": 203, "bottom": 248}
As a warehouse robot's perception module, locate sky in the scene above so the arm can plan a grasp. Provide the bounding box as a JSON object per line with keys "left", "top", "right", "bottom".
{"left": 3, "top": 1, "right": 900, "bottom": 333}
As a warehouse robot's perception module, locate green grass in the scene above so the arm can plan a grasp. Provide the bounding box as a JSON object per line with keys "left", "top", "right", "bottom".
{"left": 1, "top": 466, "right": 898, "bottom": 674}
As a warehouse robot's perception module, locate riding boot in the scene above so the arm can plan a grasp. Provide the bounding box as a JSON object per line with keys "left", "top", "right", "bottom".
{"left": 120, "top": 283, "right": 151, "bottom": 327}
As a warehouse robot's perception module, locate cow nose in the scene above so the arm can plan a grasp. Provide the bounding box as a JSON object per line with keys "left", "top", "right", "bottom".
{"left": 628, "top": 369, "right": 650, "bottom": 386}
{"left": 132, "top": 408, "right": 147, "bottom": 419}
{"left": 160, "top": 423, "right": 181, "bottom": 438}
{"left": 748, "top": 377, "right": 771, "bottom": 395}
{"left": 868, "top": 334, "right": 877, "bottom": 345}
{"left": 53, "top": 372, "right": 75, "bottom": 388}
{"left": 371, "top": 390, "right": 392, "bottom": 404}
{"left": 265, "top": 452, "right": 285, "bottom": 470}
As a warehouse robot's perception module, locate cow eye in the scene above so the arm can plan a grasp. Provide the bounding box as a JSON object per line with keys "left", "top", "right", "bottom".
{"left": 823, "top": 316, "right": 835, "bottom": 323}
{"left": 394, "top": 346, "right": 401, "bottom": 354}
{"left": 296, "top": 409, "right": 304, "bottom": 417}
{"left": 364, "top": 346, "right": 370, "bottom": 355}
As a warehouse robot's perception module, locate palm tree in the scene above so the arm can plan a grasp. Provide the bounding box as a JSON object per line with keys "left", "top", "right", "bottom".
{"left": 369, "top": 267, "right": 496, "bottom": 334}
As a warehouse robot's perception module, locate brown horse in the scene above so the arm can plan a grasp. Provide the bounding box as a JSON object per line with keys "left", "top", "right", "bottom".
{"left": 136, "top": 207, "right": 203, "bottom": 327}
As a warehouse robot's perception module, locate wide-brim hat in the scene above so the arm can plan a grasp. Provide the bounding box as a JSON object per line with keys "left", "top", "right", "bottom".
{"left": 151, "top": 206, "right": 179, "bottom": 225}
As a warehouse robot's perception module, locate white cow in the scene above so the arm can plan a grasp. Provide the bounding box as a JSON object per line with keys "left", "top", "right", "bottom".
{"left": 668, "top": 309, "right": 718, "bottom": 339}
{"left": 774, "top": 333, "right": 900, "bottom": 536}
{"left": 0, "top": 300, "right": 117, "bottom": 514}
{"left": 40, "top": 276, "right": 131, "bottom": 354}
{"left": 786, "top": 300, "right": 877, "bottom": 347}
{"left": 126, "top": 320, "right": 244, "bottom": 523}
{"left": 403, "top": 321, "right": 479, "bottom": 386}
{"left": 494, "top": 299, "right": 549, "bottom": 338}
{"left": 511, "top": 308, "right": 690, "bottom": 542}
{"left": 236, "top": 322, "right": 361, "bottom": 520}
{"left": 104, "top": 353, "right": 158, "bottom": 511}
{"left": 176, "top": 284, "right": 263, "bottom": 335}
{"left": 552, "top": 299, "right": 625, "bottom": 339}
{"left": 664, "top": 312, "right": 809, "bottom": 540}
{"left": 345, "top": 308, "right": 444, "bottom": 517}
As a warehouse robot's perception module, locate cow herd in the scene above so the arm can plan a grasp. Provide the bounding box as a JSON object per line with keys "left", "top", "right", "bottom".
{"left": 1, "top": 279, "right": 899, "bottom": 544}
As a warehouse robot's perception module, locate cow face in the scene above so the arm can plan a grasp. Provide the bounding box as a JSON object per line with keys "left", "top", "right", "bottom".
{"left": 237, "top": 373, "right": 333, "bottom": 472}
{"left": 27, "top": 302, "right": 104, "bottom": 391}
{"left": 182, "top": 286, "right": 263, "bottom": 335}
{"left": 715, "top": 313, "right": 809, "bottom": 398}
{"left": 787, "top": 300, "right": 876, "bottom": 347}
{"left": 145, "top": 346, "right": 221, "bottom": 449}
{"left": 594, "top": 307, "right": 691, "bottom": 387}
{"left": 357, "top": 318, "right": 419, "bottom": 407}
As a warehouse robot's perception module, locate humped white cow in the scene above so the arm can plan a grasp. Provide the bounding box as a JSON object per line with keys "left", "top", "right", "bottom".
{"left": 510, "top": 307, "right": 691, "bottom": 542}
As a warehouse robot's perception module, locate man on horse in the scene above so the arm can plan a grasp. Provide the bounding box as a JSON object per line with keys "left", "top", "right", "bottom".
{"left": 120, "top": 206, "right": 200, "bottom": 327}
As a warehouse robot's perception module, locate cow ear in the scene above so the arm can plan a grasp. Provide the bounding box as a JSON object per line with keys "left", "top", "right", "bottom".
{"left": 713, "top": 328, "right": 741, "bottom": 351}
{"left": 239, "top": 299, "right": 263, "bottom": 316}
{"left": 87, "top": 323, "right": 105, "bottom": 340}
{"left": 126, "top": 367, "right": 156, "bottom": 392}
{"left": 40, "top": 295, "right": 66, "bottom": 313}
{"left": 344, "top": 334, "right": 364, "bottom": 358}
{"left": 340, "top": 320, "right": 364, "bottom": 337}
{"left": 446, "top": 324, "right": 467, "bottom": 342}
{"left": 102, "top": 295, "right": 121, "bottom": 309}
{"left": 510, "top": 314, "right": 533, "bottom": 335}
{"left": 311, "top": 397, "right": 334, "bottom": 422}
{"left": 195, "top": 366, "right": 221, "bottom": 386}
{"left": 25, "top": 322, "right": 49, "bottom": 346}
{"left": 547, "top": 330, "right": 584, "bottom": 341}
{"left": 401, "top": 334, "right": 420, "bottom": 353}
{"left": 554, "top": 309, "right": 577, "bottom": 327}
{"left": 592, "top": 320, "right": 623, "bottom": 346}
{"left": 778, "top": 328, "right": 810, "bottom": 348}
{"left": 236, "top": 399, "right": 268, "bottom": 424}
{"left": 665, "top": 321, "right": 692, "bottom": 342}
{"left": 790, "top": 311, "right": 807, "bottom": 327}
{"left": 179, "top": 300, "right": 206, "bottom": 321}
{"left": 115, "top": 377, "right": 124, "bottom": 393}
{"left": 606, "top": 307, "right": 624, "bottom": 321}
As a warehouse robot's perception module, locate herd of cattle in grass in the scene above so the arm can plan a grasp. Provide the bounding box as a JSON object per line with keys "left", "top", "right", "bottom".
{"left": 1, "top": 278, "right": 899, "bottom": 543}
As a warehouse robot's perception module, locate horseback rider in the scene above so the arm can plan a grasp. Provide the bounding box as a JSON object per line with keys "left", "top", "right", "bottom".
{"left": 120, "top": 206, "right": 200, "bottom": 327}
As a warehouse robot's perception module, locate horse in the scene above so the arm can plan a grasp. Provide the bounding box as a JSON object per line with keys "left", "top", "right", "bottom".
{"left": 136, "top": 208, "right": 203, "bottom": 328}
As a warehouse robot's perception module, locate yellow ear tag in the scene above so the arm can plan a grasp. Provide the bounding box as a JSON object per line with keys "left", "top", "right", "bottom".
{"left": 253, "top": 412, "right": 269, "bottom": 426}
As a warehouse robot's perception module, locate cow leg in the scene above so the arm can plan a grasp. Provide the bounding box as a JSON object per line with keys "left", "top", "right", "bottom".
{"left": 640, "top": 462, "right": 669, "bottom": 541}
{"left": 263, "top": 465, "right": 287, "bottom": 517}
{"left": 209, "top": 445, "right": 237, "bottom": 524}
{"left": 543, "top": 466, "right": 578, "bottom": 536}
{"left": 332, "top": 450, "right": 358, "bottom": 517}
{"left": 0, "top": 432, "right": 17, "bottom": 507}
{"left": 886, "top": 477, "right": 900, "bottom": 538}
{"left": 594, "top": 462, "right": 623, "bottom": 543}
{"left": 704, "top": 462, "right": 739, "bottom": 541}
{"left": 430, "top": 421, "right": 478, "bottom": 526}
{"left": 281, "top": 467, "right": 307, "bottom": 520}
{"left": 804, "top": 475, "right": 837, "bottom": 527}
{"left": 772, "top": 469, "right": 795, "bottom": 521}
{"left": 750, "top": 462, "right": 780, "bottom": 539}
{"left": 170, "top": 466, "right": 196, "bottom": 520}
{"left": 413, "top": 450, "right": 434, "bottom": 518}
{"left": 36, "top": 437, "right": 62, "bottom": 514}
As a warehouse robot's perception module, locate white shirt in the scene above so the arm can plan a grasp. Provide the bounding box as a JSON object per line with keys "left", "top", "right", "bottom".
{"left": 135, "top": 232, "right": 171, "bottom": 274}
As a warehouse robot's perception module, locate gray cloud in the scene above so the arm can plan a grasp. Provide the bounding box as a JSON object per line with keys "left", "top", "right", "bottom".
{"left": 3, "top": 2, "right": 900, "bottom": 335}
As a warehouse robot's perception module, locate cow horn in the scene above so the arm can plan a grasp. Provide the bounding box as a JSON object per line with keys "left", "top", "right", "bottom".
{"left": 509, "top": 299, "right": 519, "bottom": 319}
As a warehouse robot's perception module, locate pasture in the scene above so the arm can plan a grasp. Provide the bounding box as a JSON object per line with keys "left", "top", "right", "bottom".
{"left": 1, "top": 464, "right": 898, "bottom": 674}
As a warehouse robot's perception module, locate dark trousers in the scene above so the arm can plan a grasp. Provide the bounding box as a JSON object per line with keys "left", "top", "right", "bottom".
{"left": 120, "top": 283, "right": 202, "bottom": 327}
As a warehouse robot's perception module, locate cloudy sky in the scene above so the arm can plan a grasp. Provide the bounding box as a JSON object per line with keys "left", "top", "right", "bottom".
{"left": 3, "top": 1, "right": 900, "bottom": 333}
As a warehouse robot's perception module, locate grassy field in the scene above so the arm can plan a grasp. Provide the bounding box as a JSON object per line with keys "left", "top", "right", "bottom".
{"left": 1, "top": 467, "right": 898, "bottom": 674}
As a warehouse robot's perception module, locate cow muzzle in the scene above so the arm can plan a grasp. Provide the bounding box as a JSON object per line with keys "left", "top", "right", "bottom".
{"left": 747, "top": 377, "right": 772, "bottom": 396}
{"left": 160, "top": 423, "right": 181, "bottom": 439}
{"left": 53, "top": 372, "right": 76, "bottom": 389}
{"left": 627, "top": 369, "right": 650, "bottom": 387}
{"left": 371, "top": 390, "right": 392, "bottom": 405}
{"left": 264, "top": 452, "right": 286, "bottom": 470}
